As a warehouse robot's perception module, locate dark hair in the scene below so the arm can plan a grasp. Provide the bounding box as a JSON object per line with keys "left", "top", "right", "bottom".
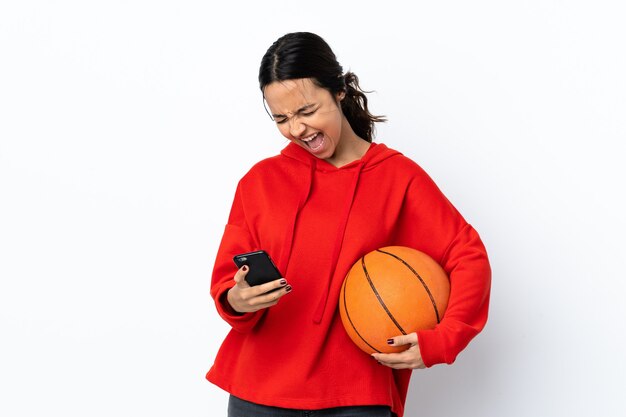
{"left": 259, "top": 32, "right": 386, "bottom": 143}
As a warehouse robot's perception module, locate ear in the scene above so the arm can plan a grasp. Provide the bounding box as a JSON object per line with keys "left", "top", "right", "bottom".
{"left": 336, "top": 90, "right": 346, "bottom": 102}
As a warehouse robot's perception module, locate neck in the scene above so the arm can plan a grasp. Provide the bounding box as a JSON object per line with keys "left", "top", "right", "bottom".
{"left": 325, "top": 121, "right": 370, "bottom": 168}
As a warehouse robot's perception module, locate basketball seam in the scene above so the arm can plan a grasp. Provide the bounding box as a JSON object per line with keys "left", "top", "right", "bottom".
{"left": 376, "top": 249, "right": 442, "bottom": 323}
{"left": 362, "top": 256, "right": 407, "bottom": 335}
{"left": 342, "top": 266, "right": 381, "bottom": 353}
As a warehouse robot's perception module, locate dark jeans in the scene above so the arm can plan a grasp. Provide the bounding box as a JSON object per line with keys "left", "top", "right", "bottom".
{"left": 228, "top": 395, "right": 393, "bottom": 417}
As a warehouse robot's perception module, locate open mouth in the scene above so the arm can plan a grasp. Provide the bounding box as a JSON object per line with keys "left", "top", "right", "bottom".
{"left": 301, "top": 132, "right": 324, "bottom": 151}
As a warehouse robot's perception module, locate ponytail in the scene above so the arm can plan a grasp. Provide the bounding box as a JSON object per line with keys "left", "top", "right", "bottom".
{"left": 341, "top": 72, "right": 386, "bottom": 143}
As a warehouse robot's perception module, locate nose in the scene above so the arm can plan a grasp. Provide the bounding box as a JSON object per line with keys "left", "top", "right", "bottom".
{"left": 288, "top": 117, "right": 306, "bottom": 138}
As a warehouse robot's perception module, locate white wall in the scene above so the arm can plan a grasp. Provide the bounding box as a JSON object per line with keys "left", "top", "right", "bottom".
{"left": 1, "top": 1, "right": 624, "bottom": 416}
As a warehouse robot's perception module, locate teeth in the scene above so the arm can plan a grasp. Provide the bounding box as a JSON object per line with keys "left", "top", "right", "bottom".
{"left": 302, "top": 133, "right": 318, "bottom": 142}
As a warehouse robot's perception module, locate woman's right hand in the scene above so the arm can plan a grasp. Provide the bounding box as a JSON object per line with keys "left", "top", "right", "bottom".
{"left": 226, "top": 265, "right": 292, "bottom": 313}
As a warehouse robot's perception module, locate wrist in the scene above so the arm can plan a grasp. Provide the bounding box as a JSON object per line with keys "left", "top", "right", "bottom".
{"left": 222, "top": 288, "right": 245, "bottom": 316}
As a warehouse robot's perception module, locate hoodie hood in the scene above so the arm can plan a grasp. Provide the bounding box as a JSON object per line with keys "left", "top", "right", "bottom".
{"left": 280, "top": 141, "right": 401, "bottom": 171}
{"left": 278, "top": 141, "right": 402, "bottom": 323}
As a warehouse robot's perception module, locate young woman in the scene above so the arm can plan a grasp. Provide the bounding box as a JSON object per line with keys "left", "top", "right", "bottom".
{"left": 206, "top": 32, "right": 491, "bottom": 417}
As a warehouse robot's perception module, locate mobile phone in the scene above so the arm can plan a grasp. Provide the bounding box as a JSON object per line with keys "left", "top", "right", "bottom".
{"left": 233, "top": 250, "right": 283, "bottom": 287}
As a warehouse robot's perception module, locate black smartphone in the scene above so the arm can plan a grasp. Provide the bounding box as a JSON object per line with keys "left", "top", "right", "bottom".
{"left": 233, "top": 250, "right": 283, "bottom": 287}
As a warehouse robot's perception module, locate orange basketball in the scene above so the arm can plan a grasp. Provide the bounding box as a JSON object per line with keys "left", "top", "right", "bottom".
{"left": 339, "top": 246, "right": 450, "bottom": 354}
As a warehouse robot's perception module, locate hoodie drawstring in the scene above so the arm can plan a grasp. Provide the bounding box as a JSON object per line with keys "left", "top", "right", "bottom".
{"left": 312, "top": 161, "right": 364, "bottom": 324}
{"left": 277, "top": 159, "right": 316, "bottom": 277}
{"left": 277, "top": 142, "right": 398, "bottom": 325}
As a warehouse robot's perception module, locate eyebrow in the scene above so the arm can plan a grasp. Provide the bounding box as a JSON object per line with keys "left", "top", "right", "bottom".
{"left": 272, "top": 103, "right": 317, "bottom": 119}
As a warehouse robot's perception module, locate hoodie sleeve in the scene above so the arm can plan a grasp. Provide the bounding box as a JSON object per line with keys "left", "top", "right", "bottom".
{"left": 394, "top": 163, "right": 491, "bottom": 367}
{"left": 210, "top": 181, "right": 265, "bottom": 333}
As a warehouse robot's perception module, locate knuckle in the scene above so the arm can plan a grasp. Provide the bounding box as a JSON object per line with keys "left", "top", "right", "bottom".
{"left": 252, "top": 285, "right": 266, "bottom": 296}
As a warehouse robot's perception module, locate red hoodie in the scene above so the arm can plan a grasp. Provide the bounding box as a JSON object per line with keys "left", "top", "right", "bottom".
{"left": 206, "top": 142, "right": 491, "bottom": 416}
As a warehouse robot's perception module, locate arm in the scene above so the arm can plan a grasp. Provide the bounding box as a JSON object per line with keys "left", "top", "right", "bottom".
{"left": 375, "top": 163, "right": 491, "bottom": 368}
{"left": 418, "top": 222, "right": 491, "bottom": 366}
{"left": 210, "top": 182, "right": 265, "bottom": 332}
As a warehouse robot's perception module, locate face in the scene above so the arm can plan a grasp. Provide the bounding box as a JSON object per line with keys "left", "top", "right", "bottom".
{"left": 263, "top": 78, "right": 347, "bottom": 160}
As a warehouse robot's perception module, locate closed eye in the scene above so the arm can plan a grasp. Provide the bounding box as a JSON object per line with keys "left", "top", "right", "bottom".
{"left": 272, "top": 104, "right": 318, "bottom": 124}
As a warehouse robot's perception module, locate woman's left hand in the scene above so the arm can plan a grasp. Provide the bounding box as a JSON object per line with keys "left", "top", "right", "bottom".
{"left": 371, "top": 332, "right": 426, "bottom": 369}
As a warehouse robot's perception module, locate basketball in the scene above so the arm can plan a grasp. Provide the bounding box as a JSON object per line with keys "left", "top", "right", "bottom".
{"left": 339, "top": 246, "right": 450, "bottom": 354}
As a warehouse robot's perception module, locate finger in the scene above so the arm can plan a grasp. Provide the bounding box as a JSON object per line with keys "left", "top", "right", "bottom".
{"left": 253, "top": 284, "right": 293, "bottom": 305}
{"left": 386, "top": 332, "right": 418, "bottom": 347}
{"left": 373, "top": 358, "right": 405, "bottom": 370}
{"left": 372, "top": 355, "right": 413, "bottom": 370}
{"left": 372, "top": 343, "right": 425, "bottom": 370}
{"left": 379, "top": 361, "right": 415, "bottom": 370}
{"left": 233, "top": 265, "right": 250, "bottom": 287}
{"left": 372, "top": 354, "right": 409, "bottom": 370}
{"left": 378, "top": 356, "right": 426, "bottom": 370}
{"left": 252, "top": 277, "right": 289, "bottom": 296}
{"left": 250, "top": 298, "right": 281, "bottom": 311}
{"left": 372, "top": 350, "right": 413, "bottom": 365}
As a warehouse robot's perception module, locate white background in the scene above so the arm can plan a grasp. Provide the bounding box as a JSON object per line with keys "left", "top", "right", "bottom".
{"left": 1, "top": 1, "right": 625, "bottom": 416}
